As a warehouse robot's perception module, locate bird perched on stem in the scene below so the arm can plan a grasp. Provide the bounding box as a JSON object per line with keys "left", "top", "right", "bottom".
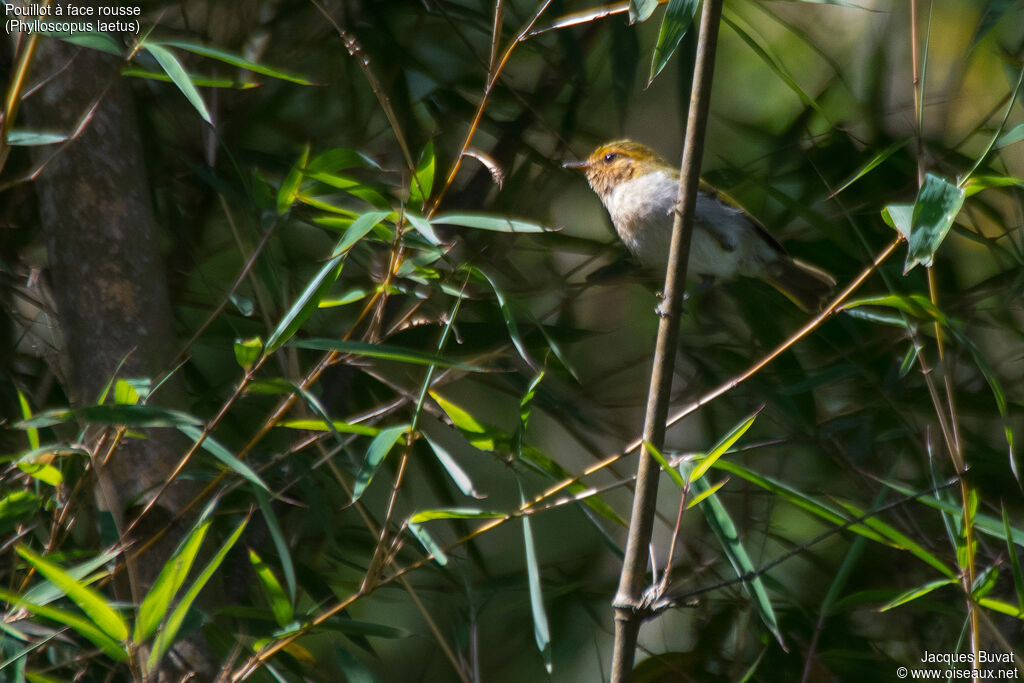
{"left": 563, "top": 140, "right": 835, "bottom": 312}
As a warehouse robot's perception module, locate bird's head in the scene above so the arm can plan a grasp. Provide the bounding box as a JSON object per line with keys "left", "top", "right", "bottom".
{"left": 563, "top": 140, "right": 671, "bottom": 199}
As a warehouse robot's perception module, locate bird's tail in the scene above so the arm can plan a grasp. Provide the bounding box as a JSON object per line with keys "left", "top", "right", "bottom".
{"left": 766, "top": 257, "right": 836, "bottom": 313}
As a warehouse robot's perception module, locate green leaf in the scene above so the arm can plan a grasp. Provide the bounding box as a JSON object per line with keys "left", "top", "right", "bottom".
{"left": 277, "top": 145, "right": 310, "bottom": 215}
{"left": 352, "top": 425, "right": 409, "bottom": 502}
{"left": 255, "top": 491, "right": 297, "bottom": 606}
{"left": 332, "top": 211, "right": 390, "bottom": 256}
{"left": 689, "top": 410, "right": 758, "bottom": 484}
{"left": 430, "top": 213, "right": 551, "bottom": 233}
{"left": 5, "top": 130, "right": 69, "bottom": 146}
{"left": 519, "top": 483, "right": 552, "bottom": 673}
{"left": 234, "top": 336, "right": 264, "bottom": 372}
{"left": 265, "top": 252, "right": 344, "bottom": 353}
{"left": 881, "top": 203, "right": 913, "bottom": 240}
{"left": 407, "top": 523, "right": 448, "bottom": 566}
{"left": 0, "top": 587, "right": 127, "bottom": 661}
{"left": 113, "top": 379, "right": 140, "bottom": 405}
{"left": 149, "top": 516, "right": 249, "bottom": 673}
{"left": 649, "top": 0, "right": 698, "bottom": 84}
{"left": 409, "top": 140, "right": 435, "bottom": 208}
{"left": 135, "top": 516, "right": 212, "bottom": 642}
{"left": 307, "top": 148, "right": 379, "bottom": 173}
{"left": 142, "top": 43, "right": 212, "bottom": 124}
{"left": 830, "top": 139, "right": 910, "bottom": 198}
{"left": 23, "top": 549, "right": 119, "bottom": 606}
{"left": 404, "top": 212, "right": 443, "bottom": 245}
{"left": 16, "top": 389, "right": 39, "bottom": 450}
{"left": 292, "top": 339, "right": 486, "bottom": 372}
{"left": 78, "top": 405, "right": 203, "bottom": 427}
{"left": 408, "top": 508, "right": 505, "bottom": 523}
{"left": 422, "top": 433, "right": 483, "bottom": 499}
{"left": 995, "top": 122, "right": 1024, "bottom": 148}
{"left": 249, "top": 549, "right": 294, "bottom": 628}
{"left": 1003, "top": 506, "right": 1024, "bottom": 611}
{"left": 903, "top": 173, "right": 965, "bottom": 273}
{"left": 690, "top": 476, "right": 785, "bottom": 648}
{"left": 0, "top": 491, "right": 40, "bottom": 533}
{"left": 978, "top": 597, "right": 1024, "bottom": 619}
{"left": 58, "top": 31, "right": 122, "bottom": 55}
{"left": 722, "top": 12, "right": 825, "bottom": 117}
{"left": 276, "top": 418, "right": 379, "bottom": 437}
{"left": 158, "top": 40, "right": 313, "bottom": 84}
{"left": 178, "top": 425, "right": 269, "bottom": 491}
{"left": 879, "top": 577, "right": 957, "bottom": 611}
{"left": 17, "top": 461, "right": 62, "bottom": 487}
{"left": 644, "top": 440, "right": 685, "bottom": 489}
{"left": 17, "top": 546, "right": 128, "bottom": 642}
{"left": 629, "top": 0, "right": 659, "bottom": 23}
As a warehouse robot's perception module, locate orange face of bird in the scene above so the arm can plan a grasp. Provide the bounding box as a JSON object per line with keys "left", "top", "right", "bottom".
{"left": 562, "top": 141, "right": 671, "bottom": 198}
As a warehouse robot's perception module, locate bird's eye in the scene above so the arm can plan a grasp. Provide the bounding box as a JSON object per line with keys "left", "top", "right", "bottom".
{"left": 603, "top": 152, "right": 618, "bottom": 163}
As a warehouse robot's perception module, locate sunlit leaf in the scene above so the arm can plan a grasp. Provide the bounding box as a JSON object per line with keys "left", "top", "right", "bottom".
{"left": 17, "top": 546, "right": 128, "bottom": 642}
{"left": 234, "top": 337, "right": 264, "bottom": 372}
{"left": 629, "top": 0, "right": 659, "bottom": 23}
{"left": 431, "top": 213, "right": 551, "bottom": 233}
{"left": 410, "top": 140, "right": 435, "bottom": 208}
{"left": 903, "top": 173, "right": 964, "bottom": 273}
{"left": 249, "top": 549, "right": 294, "bottom": 628}
{"left": 292, "top": 339, "right": 486, "bottom": 372}
{"left": 277, "top": 145, "right": 310, "bottom": 215}
{"left": 265, "top": 252, "right": 344, "bottom": 353}
{"left": 519, "top": 483, "right": 552, "bottom": 673}
{"left": 0, "top": 587, "right": 127, "bottom": 661}
{"left": 689, "top": 409, "right": 758, "bottom": 484}
{"left": 879, "top": 577, "right": 957, "bottom": 611}
{"left": 149, "top": 516, "right": 249, "bottom": 673}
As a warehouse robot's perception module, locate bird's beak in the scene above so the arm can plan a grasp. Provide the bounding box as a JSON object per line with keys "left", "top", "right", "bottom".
{"left": 562, "top": 159, "right": 590, "bottom": 171}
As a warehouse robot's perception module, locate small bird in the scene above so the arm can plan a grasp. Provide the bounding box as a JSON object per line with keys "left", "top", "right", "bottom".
{"left": 563, "top": 140, "right": 835, "bottom": 312}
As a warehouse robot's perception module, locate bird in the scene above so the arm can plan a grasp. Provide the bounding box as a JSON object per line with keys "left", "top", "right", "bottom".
{"left": 563, "top": 140, "right": 835, "bottom": 312}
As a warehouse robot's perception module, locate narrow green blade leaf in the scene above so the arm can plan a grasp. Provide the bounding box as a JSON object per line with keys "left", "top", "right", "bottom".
{"left": 333, "top": 211, "right": 390, "bottom": 256}
{"left": 995, "top": 122, "right": 1024, "bottom": 148}
{"left": 143, "top": 43, "right": 212, "bottom": 124}
{"left": 0, "top": 588, "right": 127, "bottom": 661}
{"left": 1003, "top": 506, "right": 1024, "bottom": 610}
{"left": 5, "top": 130, "right": 69, "bottom": 146}
{"left": 249, "top": 549, "right": 294, "bottom": 628}
{"left": 265, "top": 253, "right": 344, "bottom": 352}
{"left": 59, "top": 31, "right": 122, "bottom": 55}
{"left": 256, "top": 491, "right": 297, "bottom": 605}
{"left": 277, "top": 145, "right": 310, "bottom": 215}
{"left": 135, "top": 519, "right": 212, "bottom": 642}
{"left": 430, "top": 213, "right": 551, "bottom": 233}
{"left": 689, "top": 409, "right": 758, "bottom": 484}
{"left": 408, "top": 508, "right": 505, "bottom": 523}
{"left": 407, "top": 523, "right": 448, "bottom": 566}
{"left": 904, "top": 173, "right": 965, "bottom": 273}
{"left": 79, "top": 405, "right": 202, "bottom": 428}
{"left": 352, "top": 425, "right": 408, "bottom": 502}
{"left": 519, "top": 483, "right": 552, "bottom": 673}
{"left": 830, "top": 139, "right": 909, "bottom": 197}
{"left": 410, "top": 140, "right": 434, "bottom": 208}
{"left": 691, "top": 477, "right": 785, "bottom": 648}
{"left": 644, "top": 440, "right": 685, "bottom": 489}
{"left": 879, "top": 577, "right": 957, "bottom": 611}
{"left": 649, "top": 0, "right": 698, "bottom": 84}
{"left": 16, "top": 546, "right": 128, "bottom": 642}
{"left": 158, "top": 40, "right": 313, "bottom": 84}
{"left": 405, "top": 212, "right": 443, "bottom": 245}
{"left": 178, "top": 425, "right": 269, "bottom": 491}
{"left": 148, "top": 516, "right": 249, "bottom": 673}
{"left": 292, "top": 339, "right": 486, "bottom": 372}
{"left": 422, "top": 433, "right": 484, "bottom": 499}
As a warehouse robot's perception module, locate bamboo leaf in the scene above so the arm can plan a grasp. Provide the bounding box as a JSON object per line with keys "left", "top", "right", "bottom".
{"left": 16, "top": 546, "right": 127, "bottom": 642}
{"left": 903, "top": 173, "right": 965, "bottom": 273}
{"left": 649, "top": 0, "right": 698, "bottom": 84}
{"left": 143, "top": 43, "right": 212, "bottom": 124}
{"left": 352, "top": 425, "right": 409, "bottom": 502}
